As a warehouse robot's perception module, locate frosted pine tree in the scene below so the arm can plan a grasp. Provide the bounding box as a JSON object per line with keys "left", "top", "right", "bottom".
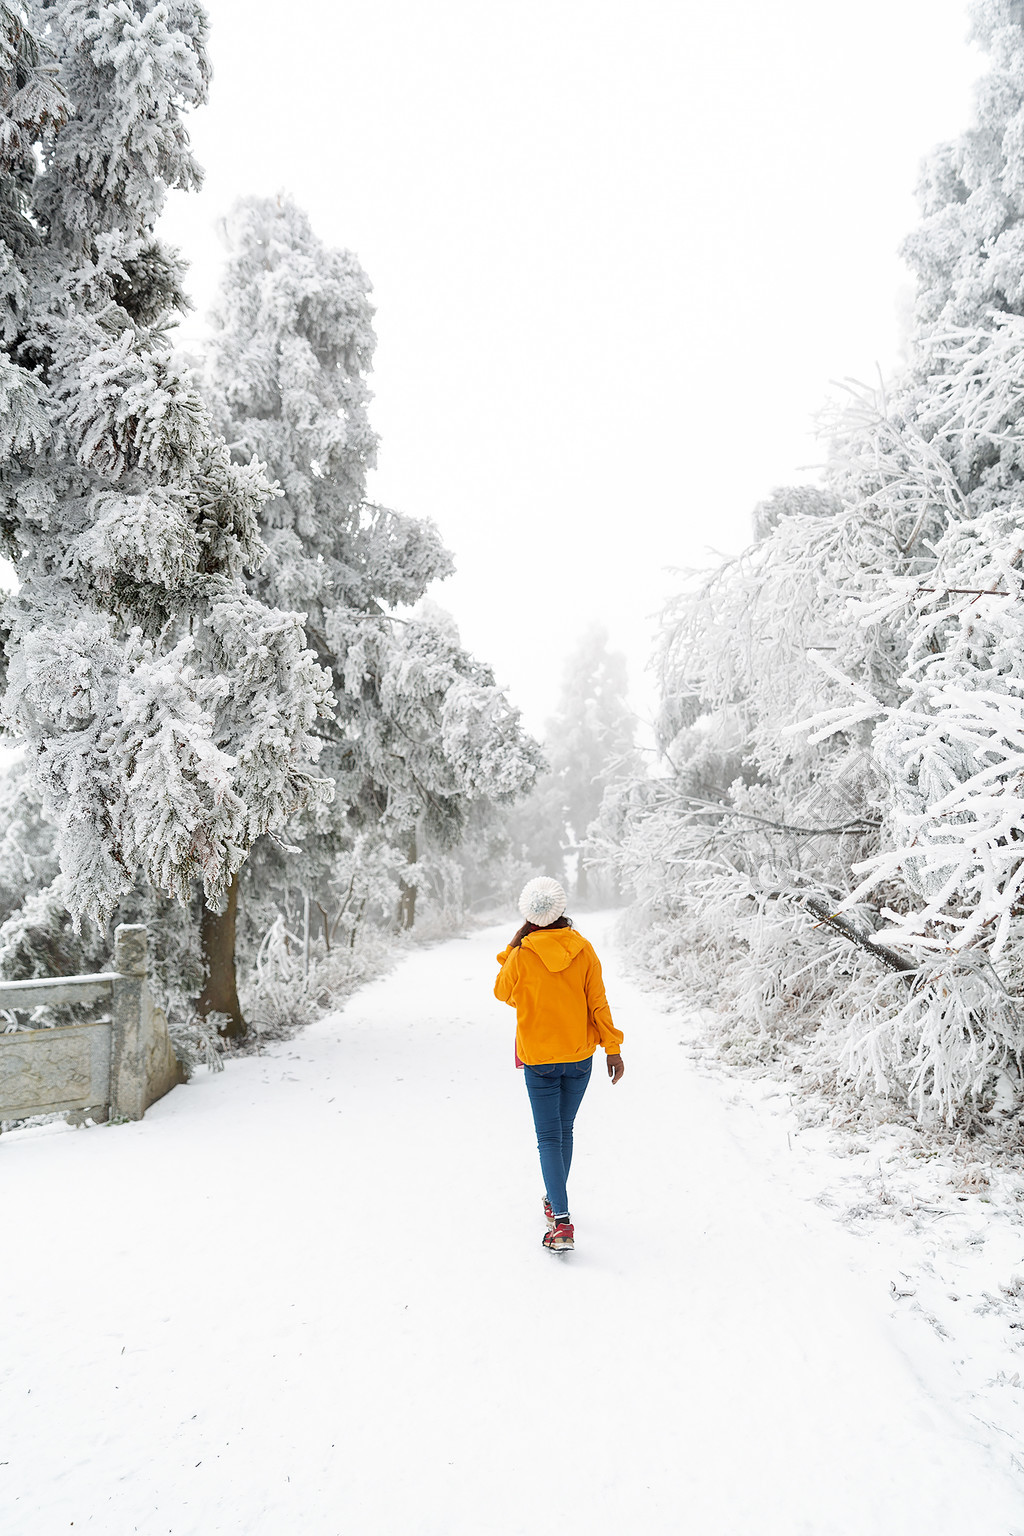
{"left": 0, "top": 5, "right": 332, "bottom": 1034}
{"left": 205, "top": 197, "right": 541, "bottom": 957}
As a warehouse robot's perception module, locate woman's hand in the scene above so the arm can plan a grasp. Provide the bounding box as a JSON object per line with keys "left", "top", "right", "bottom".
{"left": 606, "top": 1054, "right": 624, "bottom": 1085}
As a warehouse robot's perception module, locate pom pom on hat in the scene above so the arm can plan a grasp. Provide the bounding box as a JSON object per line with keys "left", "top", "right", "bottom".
{"left": 518, "top": 876, "right": 567, "bottom": 927}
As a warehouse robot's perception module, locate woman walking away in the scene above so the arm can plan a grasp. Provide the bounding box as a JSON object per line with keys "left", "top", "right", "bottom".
{"left": 494, "top": 876, "right": 624, "bottom": 1254}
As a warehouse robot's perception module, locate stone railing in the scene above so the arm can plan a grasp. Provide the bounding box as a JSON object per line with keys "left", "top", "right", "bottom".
{"left": 0, "top": 924, "right": 181, "bottom": 1129}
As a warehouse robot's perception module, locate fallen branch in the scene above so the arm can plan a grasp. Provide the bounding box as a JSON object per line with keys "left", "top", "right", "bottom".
{"left": 802, "top": 896, "right": 917, "bottom": 975}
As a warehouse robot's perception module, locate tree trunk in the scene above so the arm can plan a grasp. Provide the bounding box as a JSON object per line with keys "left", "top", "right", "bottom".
{"left": 197, "top": 872, "right": 246, "bottom": 1038}
{"left": 398, "top": 832, "right": 418, "bottom": 930}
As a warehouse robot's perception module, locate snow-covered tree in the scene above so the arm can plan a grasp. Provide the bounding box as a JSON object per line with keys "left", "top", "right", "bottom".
{"left": 203, "top": 197, "right": 541, "bottom": 983}
{"left": 603, "top": 0, "right": 1024, "bottom": 1128}
{"left": 0, "top": 1, "right": 332, "bottom": 1016}
{"left": 813, "top": 1, "right": 1024, "bottom": 959}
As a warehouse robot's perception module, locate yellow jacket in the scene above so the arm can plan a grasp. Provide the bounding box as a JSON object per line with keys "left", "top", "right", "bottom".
{"left": 494, "top": 927, "right": 624, "bottom": 1066}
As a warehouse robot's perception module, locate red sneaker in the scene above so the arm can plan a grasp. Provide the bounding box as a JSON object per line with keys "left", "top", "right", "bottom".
{"left": 543, "top": 1220, "right": 574, "bottom": 1253}
{"left": 543, "top": 1197, "right": 556, "bottom": 1231}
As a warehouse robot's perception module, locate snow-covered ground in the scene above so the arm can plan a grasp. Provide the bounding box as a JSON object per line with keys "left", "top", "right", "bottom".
{"left": 3, "top": 914, "right": 1024, "bottom": 1536}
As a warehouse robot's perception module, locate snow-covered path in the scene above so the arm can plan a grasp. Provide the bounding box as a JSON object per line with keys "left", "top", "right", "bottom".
{"left": 4, "top": 916, "right": 1023, "bottom": 1536}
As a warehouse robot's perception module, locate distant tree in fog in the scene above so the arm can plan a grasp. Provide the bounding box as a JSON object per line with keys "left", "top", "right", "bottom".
{"left": 480, "top": 627, "right": 635, "bottom": 907}
{"left": 547, "top": 626, "right": 635, "bottom": 900}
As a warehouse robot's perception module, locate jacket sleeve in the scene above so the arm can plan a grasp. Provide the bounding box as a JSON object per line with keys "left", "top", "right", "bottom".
{"left": 494, "top": 947, "right": 517, "bottom": 1005}
{"left": 584, "top": 945, "right": 624, "bottom": 1054}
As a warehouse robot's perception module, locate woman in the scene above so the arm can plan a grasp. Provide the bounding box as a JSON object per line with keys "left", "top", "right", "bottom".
{"left": 494, "top": 876, "right": 624, "bottom": 1253}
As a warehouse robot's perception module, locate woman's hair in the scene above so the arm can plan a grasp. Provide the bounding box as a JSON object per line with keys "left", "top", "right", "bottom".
{"left": 509, "top": 915, "right": 572, "bottom": 949}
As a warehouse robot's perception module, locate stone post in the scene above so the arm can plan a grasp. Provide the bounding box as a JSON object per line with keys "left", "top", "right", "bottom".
{"left": 109, "top": 924, "right": 148, "bottom": 1121}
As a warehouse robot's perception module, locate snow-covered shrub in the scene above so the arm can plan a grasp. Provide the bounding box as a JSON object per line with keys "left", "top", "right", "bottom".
{"left": 241, "top": 913, "right": 403, "bottom": 1041}
{"left": 167, "top": 1011, "right": 225, "bottom": 1079}
{"left": 838, "top": 952, "right": 1024, "bottom": 1125}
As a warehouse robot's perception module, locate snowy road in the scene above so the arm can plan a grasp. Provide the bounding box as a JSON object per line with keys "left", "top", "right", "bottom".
{"left": 4, "top": 915, "right": 1024, "bottom": 1536}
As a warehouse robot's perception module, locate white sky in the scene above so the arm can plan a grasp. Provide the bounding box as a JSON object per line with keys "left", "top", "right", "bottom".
{"left": 161, "top": 0, "right": 983, "bottom": 736}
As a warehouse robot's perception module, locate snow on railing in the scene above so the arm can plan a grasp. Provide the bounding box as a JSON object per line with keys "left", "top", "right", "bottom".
{"left": 0, "top": 925, "right": 181, "bottom": 1130}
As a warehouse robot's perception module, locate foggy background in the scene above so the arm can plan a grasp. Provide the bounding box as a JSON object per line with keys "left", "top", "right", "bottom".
{"left": 161, "top": 0, "right": 983, "bottom": 734}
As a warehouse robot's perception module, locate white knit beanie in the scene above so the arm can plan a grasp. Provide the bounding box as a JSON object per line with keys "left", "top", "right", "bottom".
{"left": 518, "top": 876, "right": 567, "bottom": 927}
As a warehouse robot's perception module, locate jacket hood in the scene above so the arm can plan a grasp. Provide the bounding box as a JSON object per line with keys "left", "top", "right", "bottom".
{"left": 521, "top": 927, "right": 585, "bottom": 973}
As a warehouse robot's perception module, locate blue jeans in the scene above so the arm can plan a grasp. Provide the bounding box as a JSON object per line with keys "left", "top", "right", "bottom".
{"left": 523, "top": 1057, "right": 593, "bottom": 1219}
